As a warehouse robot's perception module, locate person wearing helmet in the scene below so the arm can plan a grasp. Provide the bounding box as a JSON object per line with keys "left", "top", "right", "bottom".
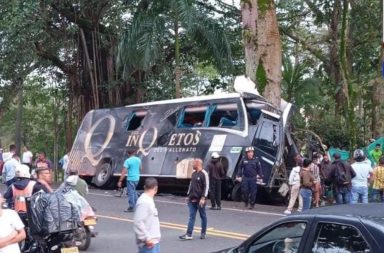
{"left": 236, "top": 146, "right": 264, "bottom": 209}
{"left": 350, "top": 149, "right": 373, "bottom": 204}
{"left": 3, "top": 164, "right": 48, "bottom": 212}
{"left": 207, "top": 152, "right": 226, "bottom": 210}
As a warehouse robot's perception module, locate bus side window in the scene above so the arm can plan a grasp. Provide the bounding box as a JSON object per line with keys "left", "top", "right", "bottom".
{"left": 178, "top": 105, "right": 207, "bottom": 128}
{"left": 125, "top": 111, "right": 146, "bottom": 131}
{"left": 208, "top": 103, "right": 238, "bottom": 128}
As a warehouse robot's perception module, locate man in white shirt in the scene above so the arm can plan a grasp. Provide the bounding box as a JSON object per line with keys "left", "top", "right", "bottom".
{"left": 0, "top": 193, "right": 26, "bottom": 253}
{"left": 21, "top": 146, "right": 33, "bottom": 169}
{"left": 133, "top": 178, "right": 161, "bottom": 253}
{"left": 351, "top": 149, "right": 373, "bottom": 204}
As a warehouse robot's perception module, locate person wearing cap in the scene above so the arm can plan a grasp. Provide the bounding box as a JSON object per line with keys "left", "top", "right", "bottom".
{"left": 350, "top": 149, "right": 372, "bottom": 204}
{"left": 327, "top": 152, "right": 356, "bottom": 204}
{"left": 207, "top": 152, "right": 226, "bottom": 210}
{"left": 0, "top": 193, "right": 26, "bottom": 253}
{"left": 57, "top": 168, "right": 88, "bottom": 198}
{"left": 3, "top": 164, "right": 47, "bottom": 212}
{"left": 236, "top": 146, "right": 264, "bottom": 209}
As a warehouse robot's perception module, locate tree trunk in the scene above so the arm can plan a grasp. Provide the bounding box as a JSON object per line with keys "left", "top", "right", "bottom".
{"left": 260, "top": 1, "right": 282, "bottom": 108}
{"left": 174, "top": 20, "right": 181, "bottom": 98}
{"left": 15, "top": 79, "right": 23, "bottom": 155}
{"left": 241, "top": 0, "right": 281, "bottom": 107}
{"left": 241, "top": 0, "right": 259, "bottom": 82}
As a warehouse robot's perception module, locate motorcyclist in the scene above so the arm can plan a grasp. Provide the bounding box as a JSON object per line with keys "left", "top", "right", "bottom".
{"left": 3, "top": 164, "right": 48, "bottom": 212}
{"left": 58, "top": 168, "right": 88, "bottom": 198}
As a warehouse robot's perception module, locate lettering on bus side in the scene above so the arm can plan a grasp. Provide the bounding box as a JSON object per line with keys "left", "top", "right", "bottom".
{"left": 168, "top": 131, "right": 201, "bottom": 146}
{"left": 125, "top": 129, "right": 201, "bottom": 156}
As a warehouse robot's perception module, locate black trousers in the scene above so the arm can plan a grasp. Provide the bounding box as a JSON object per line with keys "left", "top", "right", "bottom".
{"left": 209, "top": 178, "right": 222, "bottom": 207}
{"left": 242, "top": 177, "right": 257, "bottom": 205}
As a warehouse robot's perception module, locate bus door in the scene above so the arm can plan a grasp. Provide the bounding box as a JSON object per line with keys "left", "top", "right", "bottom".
{"left": 253, "top": 113, "right": 282, "bottom": 186}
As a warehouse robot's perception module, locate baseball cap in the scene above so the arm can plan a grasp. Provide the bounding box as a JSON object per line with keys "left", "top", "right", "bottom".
{"left": 211, "top": 152, "right": 220, "bottom": 159}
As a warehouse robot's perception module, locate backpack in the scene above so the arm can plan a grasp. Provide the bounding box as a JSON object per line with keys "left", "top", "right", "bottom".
{"left": 335, "top": 162, "right": 352, "bottom": 186}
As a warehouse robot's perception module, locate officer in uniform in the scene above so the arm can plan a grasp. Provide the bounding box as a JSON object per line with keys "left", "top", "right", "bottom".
{"left": 236, "top": 146, "right": 263, "bottom": 209}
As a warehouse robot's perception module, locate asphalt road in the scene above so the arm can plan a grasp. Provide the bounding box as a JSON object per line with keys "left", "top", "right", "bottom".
{"left": 0, "top": 183, "right": 287, "bottom": 253}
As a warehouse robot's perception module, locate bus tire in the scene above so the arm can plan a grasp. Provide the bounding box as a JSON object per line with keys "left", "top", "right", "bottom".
{"left": 93, "top": 162, "right": 112, "bottom": 188}
{"left": 231, "top": 183, "right": 242, "bottom": 202}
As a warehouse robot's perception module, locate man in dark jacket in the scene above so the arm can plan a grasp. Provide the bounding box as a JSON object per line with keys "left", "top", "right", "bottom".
{"left": 327, "top": 153, "right": 356, "bottom": 204}
{"left": 236, "top": 146, "right": 263, "bottom": 209}
{"left": 179, "top": 159, "right": 209, "bottom": 240}
{"left": 207, "top": 152, "right": 226, "bottom": 210}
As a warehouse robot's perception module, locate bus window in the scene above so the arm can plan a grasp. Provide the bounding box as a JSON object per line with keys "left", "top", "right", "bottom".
{"left": 208, "top": 103, "right": 238, "bottom": 128}
{"left": 126, "top": 111, "right": 147, "bottom": 131}
{"left": 178, "top": 105, "right": 208, "bottom": 128}
{"left": 246, "top": 102, "right": 264, "bottom": 125}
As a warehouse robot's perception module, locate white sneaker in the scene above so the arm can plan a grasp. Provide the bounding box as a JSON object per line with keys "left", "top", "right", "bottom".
{"left": 297, "top": 208, "right": 302, "bottom": 212}
{"left": 283, "top": 210, "right": 291, "bottom": 215}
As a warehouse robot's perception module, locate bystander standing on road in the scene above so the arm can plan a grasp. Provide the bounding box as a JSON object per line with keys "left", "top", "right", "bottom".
{"left": 21, "top": 146, "right": 33, "bottom": 171}
{"left": 300, "top": 159, "right": 315, "bottom": 211}
{"left": 0, "top": 193, "right": 26, "bottom": 253}
{"left": 35, "top": 165, "right": 53, "bottom": 192}
{"left": 2, "top": 154, "right": 20, "bottom": 187}
{"left": 34, "top": 151, "right": 53, "bottom": 170}
{"left": 350, "top": 149, "right": 372, "bottom": 204}
{"left": 327, "top": 153, "right": 356, "bottom": 204}
{"left": 371, "top": 157, "right": 384, "bottom": 202}
{"left": 207, "top": 152, "right": 226, "bottom": 210}
{"left": 236, "top": 146, "right": 263, "bottom": 210}
{"left": 320, "top": 153, "right": 333, "bottom": 204}
{"left": 310, "top": 154, "right": 322, "bottom": 207}
{"left": 284, "top": 165, "right": 302, "bottom": 214}
{"left": 118, "top": 149, "right": 142, "bottom": 212}
{"left": 134, "top": 178, "right": 161, "bottom": 253}
{"left": 179, "top": 158, "right": 209, "bottom": 240}
{"left": 369, "top": 143, "right": 382, "bottom": 166}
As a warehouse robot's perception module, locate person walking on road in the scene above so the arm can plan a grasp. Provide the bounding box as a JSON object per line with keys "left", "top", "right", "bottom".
{"left": 118, "top": 149, "right": 142, "bottom": 212}
{"left": 236, "top": 146, "right": 263, "bottom": 210}
{"left": 179, "top": 158, "right": 209, "bottom": 240}
{"left": 2, "top": 154, "right": 20, "bottom": 187}
{"left": 207, "top": 152, "right": 226, "bottom": 210}
{"left": 134, "top": 178, "right": 161, "bottom": 253}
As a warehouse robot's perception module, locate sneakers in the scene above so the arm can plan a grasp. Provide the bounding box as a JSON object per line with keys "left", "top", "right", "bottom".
{"left": 297, "top": 208, "right": 302, "bottom": 212}
{"left": 200, "top": 234, "right": 206, "bottom": 239}
{"left": 179, "top": 234, "right": 193, "bottom": 240}
{"left": 283, "top": 209, "right": 292, "bottom": 215}
{"left": 124, "top": 207, "right": 134, "bottom": 213}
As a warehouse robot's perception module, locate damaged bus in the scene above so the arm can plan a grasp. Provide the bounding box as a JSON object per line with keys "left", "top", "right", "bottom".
{"left": 67, "top": 77, "right": 298, "bottom": 201}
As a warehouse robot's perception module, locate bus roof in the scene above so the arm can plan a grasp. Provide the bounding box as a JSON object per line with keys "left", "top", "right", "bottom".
{"left": 124, "top": 92, "right": 266, "bottom": 108}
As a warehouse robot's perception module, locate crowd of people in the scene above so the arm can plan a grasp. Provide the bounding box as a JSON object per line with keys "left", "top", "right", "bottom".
{"left": 283, "top": 144, "right": 384, "bottom": 214}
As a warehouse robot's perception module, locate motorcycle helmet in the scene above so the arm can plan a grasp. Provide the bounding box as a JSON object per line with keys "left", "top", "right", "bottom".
{"left": 353, "top": 149, "right": 365, "bottom": 161}
{"left": 245, "top": 146, "right": 255, "bottom": 152}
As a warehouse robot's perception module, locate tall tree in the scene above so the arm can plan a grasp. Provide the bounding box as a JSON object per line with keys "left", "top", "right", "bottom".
{"left": 241, "top": 0, "right": 282, "bottom": 107}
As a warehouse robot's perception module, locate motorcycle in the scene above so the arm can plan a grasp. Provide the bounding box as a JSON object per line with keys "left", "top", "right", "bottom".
{"left": 74, "top": 216, "right": 97, "bottom": 251}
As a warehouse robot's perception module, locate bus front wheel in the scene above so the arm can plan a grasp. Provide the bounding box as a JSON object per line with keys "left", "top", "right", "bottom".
{"left": 93, "top": 162, "right": 112, "bottom": 188}
{"left": 231, "top": 183, "right": 243, "bottom": 202}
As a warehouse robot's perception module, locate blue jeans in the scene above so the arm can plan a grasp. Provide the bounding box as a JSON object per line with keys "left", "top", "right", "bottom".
{"left": 372, "top": 189, "right": 384, "bottom": 202}
{"left": 186, "top": 201, "right": 207, "bottom": 236}
{"left": 138, "top": 243, "right": 160, "bottom": 253}
{"left": 351, "top": 186, "right": 368, "bottom": 204}
{"left": 127, "top": 180, "right": 139, "bottom": 209}
{"left": 300, "top": 188, "right": 312, "bottom": 210}
{"left": 334, "top": 186, "right": 352, "bottom": 204}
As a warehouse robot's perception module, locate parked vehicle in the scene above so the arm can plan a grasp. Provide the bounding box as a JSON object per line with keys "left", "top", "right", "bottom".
{"left": 214, "top": 203, "right": 384, "bottom": 253}
{"left": 68, "top": 77, "right": 298, "bottom": 201}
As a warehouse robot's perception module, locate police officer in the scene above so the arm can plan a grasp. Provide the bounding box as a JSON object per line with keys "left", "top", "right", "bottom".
{"left": 236, "top": 146, "right": 263, "bottom": 209}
